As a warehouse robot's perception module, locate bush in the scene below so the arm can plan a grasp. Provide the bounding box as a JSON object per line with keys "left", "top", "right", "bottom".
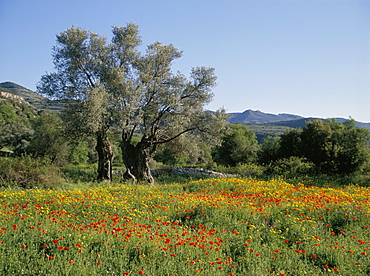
{"left": 0, "top": 103, "right": 17, "bottom": 123}
{"left": 0, "top": 156, "right": 65, "bottom": 189}
{"left": 235, "top": 163, "right": 264, "bottom": 176}
{"left": 265, "top": 156, "right": 314, "bottom": 176}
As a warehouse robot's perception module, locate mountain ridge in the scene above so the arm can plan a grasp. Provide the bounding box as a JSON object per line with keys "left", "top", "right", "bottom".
{"left": 228, "top": 109, "right": 304, "bottom": 124}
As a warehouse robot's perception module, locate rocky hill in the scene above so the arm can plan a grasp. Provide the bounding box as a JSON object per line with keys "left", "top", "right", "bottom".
{"left": 0, "top": 82, "right": 64, "bottom": 112}
{"left": 0, "top": 91, "right": 30, "bottom": 106}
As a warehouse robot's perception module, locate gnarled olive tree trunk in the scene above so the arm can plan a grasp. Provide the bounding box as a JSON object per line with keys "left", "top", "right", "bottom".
{"left": 96, "top": 130, "right": 114, "bottom": 181}
{"left": 121, "top": 141, "right": 155, "bottom": 184}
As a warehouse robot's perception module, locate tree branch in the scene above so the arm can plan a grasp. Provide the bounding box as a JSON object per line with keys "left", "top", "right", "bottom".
{"left": 78, "top": 62, "right": 95, "bottom": 88}
{"left": 153, "top": 127, "right": 198, "bottom": 145}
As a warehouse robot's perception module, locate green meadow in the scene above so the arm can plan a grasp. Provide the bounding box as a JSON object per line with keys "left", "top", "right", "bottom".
{"left": 1, "top": 177, "right": 370, "bottom": 275}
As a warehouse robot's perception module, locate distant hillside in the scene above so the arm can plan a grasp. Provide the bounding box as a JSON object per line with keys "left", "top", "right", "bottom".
{"left": 228, "top": 109, "right": 303, "bottom": 124}
{"left": 243, "top": 123, "right": 289, "bottom": 143}
{"left": 227, "top": 109, "right": 370, "bottom": 142}
{"left": 270, "top": 118, "right": 370, "bottom": 131}
{"left": 334, "top": 118, "right": 370, "bottom": 131}
{"left": 268, "top": 118, "right": 321, "bottom": 129}
{"left": 0, "top": 82, "right": 64, "bottom": 112}
{"left": 2, "top": 81, "right": 369, "bottom": 132}
{"left": 228, "top": 109, "right": 370, "bottom": 130}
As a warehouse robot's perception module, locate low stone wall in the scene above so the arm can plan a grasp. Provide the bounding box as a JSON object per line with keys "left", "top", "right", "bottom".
{"left": 113, "top": 167, "right": 238, "bottom": 178}
{"left": 151, "top": 167, "right": 238, "bottom": 178}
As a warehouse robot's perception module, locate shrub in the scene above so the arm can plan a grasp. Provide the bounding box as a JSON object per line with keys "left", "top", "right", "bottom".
{"left": 0, "top": 103, "right": 17, "bottom": 123}
{"left": 0, "top": 156, "right": 64, "bottom": 189}
{"left": 234, "top": 163, "right": 264, "bottom": 176}
{"left": 265, "top": 156, "right": 314, "bottom": 176}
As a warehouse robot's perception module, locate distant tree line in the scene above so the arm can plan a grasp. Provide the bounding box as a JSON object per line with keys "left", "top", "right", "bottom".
{"left": 216, "top": 119, "right": 369, "bottom": 176}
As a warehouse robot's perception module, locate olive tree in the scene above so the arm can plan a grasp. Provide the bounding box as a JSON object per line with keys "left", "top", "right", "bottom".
{"left": 38, "top": 24, "right": 226, "bottom": 183}
{"left": 116, "top": 42, "right": 226, "bottom": 183}
{"left": 37, "top": 27, "right": 114, "bottom": 180}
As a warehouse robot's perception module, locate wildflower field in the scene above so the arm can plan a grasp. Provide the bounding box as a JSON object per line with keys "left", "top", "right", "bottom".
{"left": 1, "top": 178, "right": 370, "bottom": 275}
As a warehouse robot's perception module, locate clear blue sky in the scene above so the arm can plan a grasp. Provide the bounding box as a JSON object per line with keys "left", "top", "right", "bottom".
{"left": 1, "top": 0, "right": 369, "bottom": 122}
